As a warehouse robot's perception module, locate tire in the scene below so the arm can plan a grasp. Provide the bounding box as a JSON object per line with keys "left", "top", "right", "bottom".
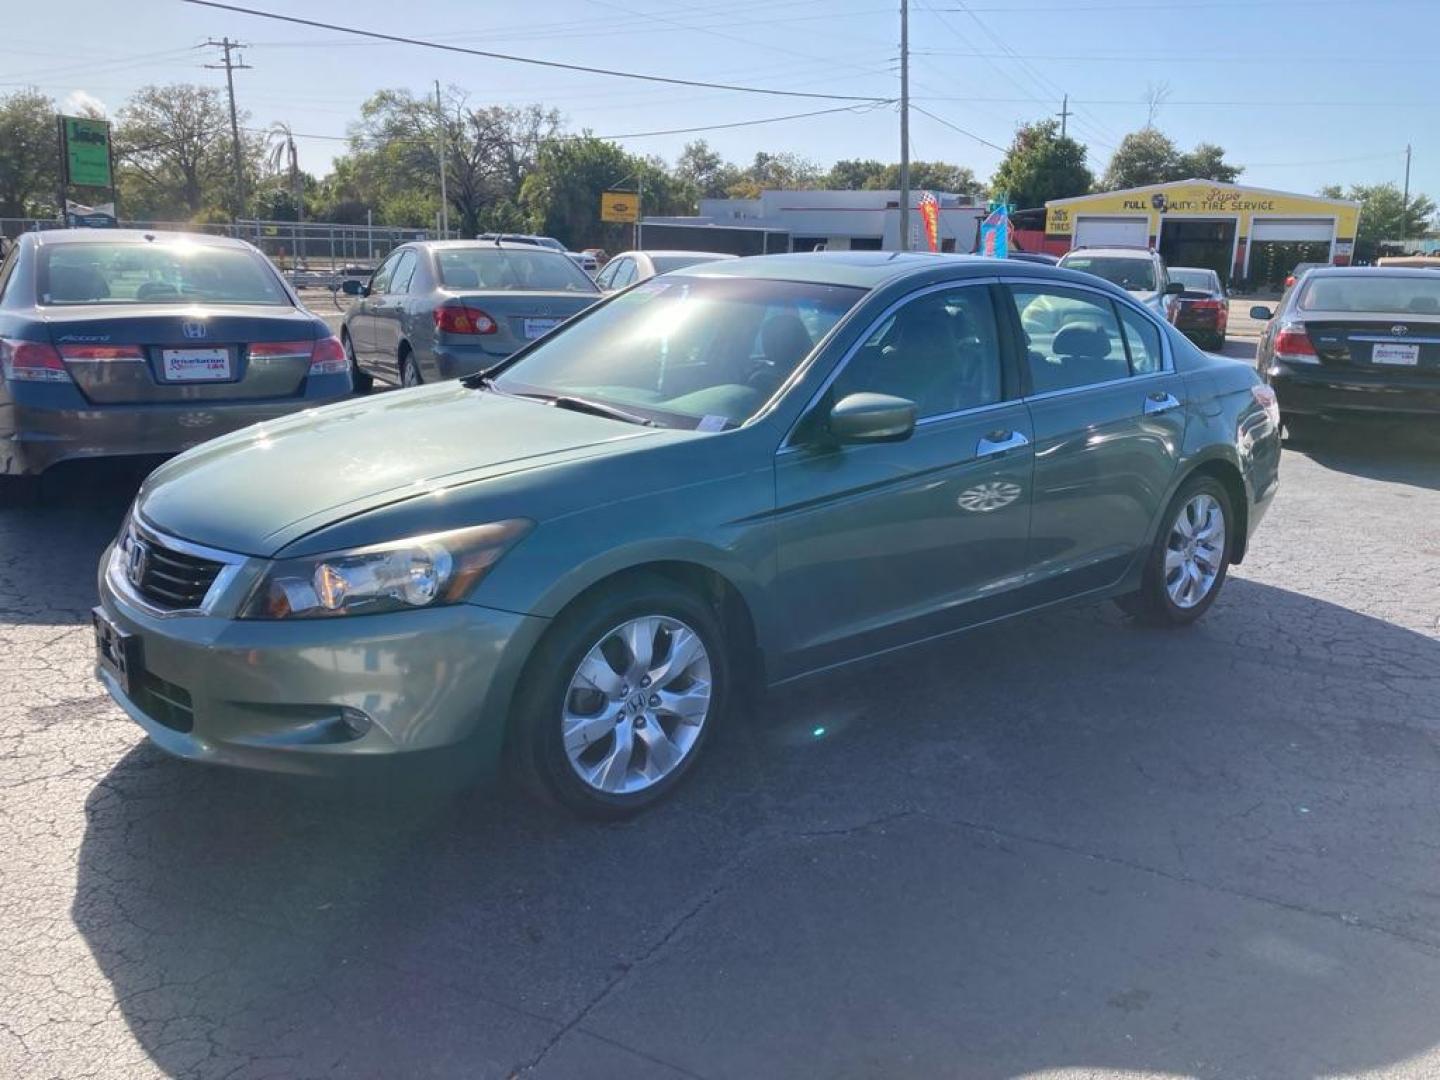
{"left": 400, "top": 350, "right": 422, "bottom": 388}
{"left": 1117, "top": 474, "right": 1233, "bottom": 627}
{"left": 1207, "top": 332, "right": 1226, "bottom": 352}
{"left": 508, "top": 574, "right": 730, "bottom": 818}
{"left": 342, "top": 331, "right": 373, "bottom": 394}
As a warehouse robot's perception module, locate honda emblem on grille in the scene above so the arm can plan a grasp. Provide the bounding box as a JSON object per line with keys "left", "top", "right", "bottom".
{"left": 125, "top": 539, "right": 150, "bottom": 588}
{"left": 182, "top": 320, "right": 208, "bottom": 340}
{"left": 1392, "top": 325, "right": 1409, "bottom": 336}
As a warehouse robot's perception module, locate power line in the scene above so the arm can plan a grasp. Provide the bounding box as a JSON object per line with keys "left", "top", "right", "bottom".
{"left": 180, "top": 0, "right": 888, "bottom": 102}
{"left": 910, "top": 104, "right": 1008, "bottom": 153}
{"left": 939, "top": 0, "right": 1426, "bottom": 9}
{"left": 915, "top": 96, "right": 1440, "bottom": 108}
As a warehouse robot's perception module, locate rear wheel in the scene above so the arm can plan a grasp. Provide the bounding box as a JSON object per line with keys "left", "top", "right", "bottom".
{"left": 342, "top": 331, "right": 372, "bottom": 394}
{"left": 1116, "top": 475, "right": 1232, "bottom": 627}
{"left": 509, "top": 575, "right": 729, "bottom": 818}
{"left": 400, "top": 350, "right": 422, "bottom": 388}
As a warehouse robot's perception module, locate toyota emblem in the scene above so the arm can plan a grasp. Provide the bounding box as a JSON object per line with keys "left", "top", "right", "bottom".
{"left": 1391, "top": 324, "right": 1409, "bottom": 336}
{"left": 182, "top": 320, "right": 208, "bottom": 340}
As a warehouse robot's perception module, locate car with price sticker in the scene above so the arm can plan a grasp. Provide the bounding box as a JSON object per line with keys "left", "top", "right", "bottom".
{"left": 340, "top": 240, "right": 601, "bottom": 391}
{"left": 1251, "top": 266, "right": 1440, "bottom": 438}
{"left": 0, "top": 229, "right": 350, "bottom": 486}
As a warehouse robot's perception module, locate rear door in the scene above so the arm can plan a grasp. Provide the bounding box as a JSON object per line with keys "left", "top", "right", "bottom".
{"left": 1007, "top": 281, "right": 1185, "bottom": 598}
{"left": 772, "top": 281, "right": 1034, "bottom": 677}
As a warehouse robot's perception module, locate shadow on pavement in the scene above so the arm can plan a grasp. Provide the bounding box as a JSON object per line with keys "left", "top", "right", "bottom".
{"left": 73, "top": 574, "right": 1440, "bottom": 1078}
{"left": 1287, "top": 418, "right": 1440, "bottom": 490}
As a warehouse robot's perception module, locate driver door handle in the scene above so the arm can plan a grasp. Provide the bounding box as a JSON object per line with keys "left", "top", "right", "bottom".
{"left": 976, "top": 429, "right": 1030, "bottom": 458}
{"left": 1144, "top": 391, "right": 1181, "bottom": 415}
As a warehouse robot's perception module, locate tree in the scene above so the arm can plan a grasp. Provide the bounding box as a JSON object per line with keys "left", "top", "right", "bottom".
{"left": 1102, "top": 129, "right": 1242, "bottom": 189}
{"left": 520, "top": 135, "right": 633, "bottom": 250}
{"left": 674, "top": 140, "right": 739, "bottom": 200}
{"left": 0, "top": 89, "right": 61, "bottom": 218}
{"left": 1318, "top": 182, "right": 1437, "bottom": 261}
{"left": 115, "top": 84, "right": 254, "bottom": 218}
{"left": 990, "top": 120, "right": 1093, "bottom": 209}
{"left": 1176, "top": 142, "right": 1242, "bottom": 184}
{"left": 824, "top": 158, "right": 887, "bottom": 190}
{"left": 725, "top": 151, "right": 821, "bottom": 198}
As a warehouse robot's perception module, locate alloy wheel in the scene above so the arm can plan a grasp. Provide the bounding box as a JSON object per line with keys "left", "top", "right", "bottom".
{"left": 1164, "top": 493, "right": 1225, "bottom": 609}
{"left": 401, "top": 357, "right": 422, "bottom": 387}
{"left": 561, "top": 615, "right": 712, "bottom": 795}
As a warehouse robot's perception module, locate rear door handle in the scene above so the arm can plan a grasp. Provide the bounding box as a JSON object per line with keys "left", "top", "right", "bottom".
{"left": 1144, "top": 392, "right": 1181, "bottom": 415}
{"left": 976, "top": 429, "right": 1030, "bottom": 458}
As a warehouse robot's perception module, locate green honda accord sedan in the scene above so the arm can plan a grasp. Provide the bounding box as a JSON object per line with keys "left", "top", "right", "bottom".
{"left": 94, "top": 252, "right": 1281, "bottom": 816}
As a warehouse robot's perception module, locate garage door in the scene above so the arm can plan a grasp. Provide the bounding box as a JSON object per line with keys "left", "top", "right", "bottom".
{"left": 1074, "top": 216, "right": 1149, "bottom": 248}
{"left": 1250, "top": 217, "right": 1333, "bottom": 243}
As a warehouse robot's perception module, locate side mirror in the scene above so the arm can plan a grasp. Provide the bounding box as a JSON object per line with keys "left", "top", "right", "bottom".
{"left": 1249, "top": 305, "right": 1274, "bottom": 321}
{"left": 341, "top": 279, "right": 362, "bottom": 296}
{"left": 828, "top": 392, "right": 916, "bottom": 444}
{"left": 1164, "top": 280, "right": 1186, "bottom": 295}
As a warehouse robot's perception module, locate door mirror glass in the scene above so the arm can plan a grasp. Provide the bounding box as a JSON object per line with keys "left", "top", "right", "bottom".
{"left": 828, "top": 392, "right": 916, "bottom": 443}
{"left": 1249, "top": 305, "right": 1274, "bottom": 320}
{"left": 341, "top": 278, "right": 362, "bottom": 296}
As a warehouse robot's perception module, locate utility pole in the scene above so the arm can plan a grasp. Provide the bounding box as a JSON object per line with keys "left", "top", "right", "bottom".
{"left": 434, "top": 80, "right": 449, "bottom": 239}
{"left": 635, "top": 170, "right": 644, "bottom": 250}
{"left": 204, "top": 38, "right": 250, "bottom": 225}
{"left": 1057, "top": 94, "right": 1073, "bottom": 139}
{"left": 898, "top": 0, "right": 910, "bottom": 252}
{"left": 1403, "top": 143, "right": 1413, "bottom": 233}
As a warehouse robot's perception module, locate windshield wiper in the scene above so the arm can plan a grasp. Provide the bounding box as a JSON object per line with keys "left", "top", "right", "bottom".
{"left": 550, "top": 395, "right": 655, "bottom": 426}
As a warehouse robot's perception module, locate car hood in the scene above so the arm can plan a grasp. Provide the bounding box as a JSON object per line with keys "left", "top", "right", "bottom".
{"left": 136, "top": 383, "right": 665, "bottom": 555}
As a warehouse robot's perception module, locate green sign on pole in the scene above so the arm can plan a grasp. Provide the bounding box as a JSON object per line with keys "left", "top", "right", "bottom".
{"left": 59, "top": 116, "right": 113, "bottom": 189}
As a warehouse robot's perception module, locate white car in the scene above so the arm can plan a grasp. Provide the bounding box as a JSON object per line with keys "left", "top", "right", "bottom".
{"left": 1059, "top": 247, "right": 1183, "bottom": 320}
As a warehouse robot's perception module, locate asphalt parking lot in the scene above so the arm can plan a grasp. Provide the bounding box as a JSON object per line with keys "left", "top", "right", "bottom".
{"left": 3, "top": 335, "right": 1439, "bottom": 1078}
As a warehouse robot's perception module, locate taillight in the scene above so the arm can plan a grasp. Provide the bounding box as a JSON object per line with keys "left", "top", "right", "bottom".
{"left": 0, "top": 337, "right": 70, "bottom": 383}
{"left": 434, "top": 305, "right": 497, "bottom": 335}
{"left": 1284, "top": 274, "right": 1297, "bottom": 287}
{"left": 249, "top": 340, "right": 313, "bottom": 360}
{"left": 307, "top": 336, "right": 347, "bottom": 376}
{"left": 57, "top": 344, "right": 145, "bottom": 361}
{"left": 1188, "top": 299, "right": 1223, "bottom": 313}
{"left": 1273, "top": 323, "right": 1319, "bottom": 364}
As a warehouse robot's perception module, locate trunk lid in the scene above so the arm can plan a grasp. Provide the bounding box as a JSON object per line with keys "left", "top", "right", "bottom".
{"left": 445, "top": 290, "right": 597, "bottom": 350}
{"left": 1302, "top": 312, "right": 1440, "bottom": 377}
{"left": 44, "top": 303, "right": 320, "bottom": 404}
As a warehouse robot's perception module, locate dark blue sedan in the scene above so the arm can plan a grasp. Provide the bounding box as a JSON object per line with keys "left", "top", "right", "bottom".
{"left": 0, "top": 229, "right": 350, "bottom": 480}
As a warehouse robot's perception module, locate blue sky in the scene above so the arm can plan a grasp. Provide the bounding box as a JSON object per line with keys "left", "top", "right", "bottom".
{"left": 6, "top": 0, "right": 1438, "bottom": 200}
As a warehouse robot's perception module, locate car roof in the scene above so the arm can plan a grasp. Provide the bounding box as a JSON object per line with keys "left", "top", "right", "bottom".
{"left": 1062, "top": 247, "right": 1160, "bottom": 259}
{"left": 28, "top": 228, "right": 254, "bottom": 250}
{"left": 670, "top": 250, "right": 1123, "bottom": 292}
{"left": 417, "top": 240, "right": 571, "bottom": 253}
{"left": 628, "top": 250, "right": 738, "bottom": 260}
{"left": 1171, "top": 266, "right": 1218, "bottom": 275}
{"left": 1303, "top": 265, "right": 1439, "bottom": 280}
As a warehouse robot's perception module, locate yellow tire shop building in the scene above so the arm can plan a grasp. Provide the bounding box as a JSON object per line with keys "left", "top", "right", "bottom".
{"left": 1043, "top": 180, "right": 1360, "bottom": 289}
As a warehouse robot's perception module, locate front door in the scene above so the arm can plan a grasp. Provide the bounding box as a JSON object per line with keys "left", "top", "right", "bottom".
{"left": 1005, "top": 282, "right": 1186, "bottom": 599}
{"left": 773, "top": 282, "right": 1034, "bottom": 678}
{"left": 351, "top": 250, "right": 403, "bottom": 365}
{"left": 370, "top": 249, "right": 417, "bottom": 381}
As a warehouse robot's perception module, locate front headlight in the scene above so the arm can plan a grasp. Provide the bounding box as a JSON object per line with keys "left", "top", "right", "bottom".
{"left": 239, "top": 520, "right": 532, "bottom": 620}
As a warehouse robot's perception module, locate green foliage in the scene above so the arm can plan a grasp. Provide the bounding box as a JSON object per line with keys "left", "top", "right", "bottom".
{"left": 1102, "top": 128, "right": 1242, "bottom": 190}
{"left": 725, "top": 151, "right": 821, "bottom": 198}
{"left": 674, "top": 140, "right": 739, "bottom": 200}
{"left": 990, "top": 120, "right": 1093, "bottom": 209}
{"left": 520, "top": 135, "right": 634, "bottom": 250}
{"left": 1318, "top": 181, "right": 1438, "bottom": 261}
{"left": 0, "top": 88, "right": 62, "bottom": 217}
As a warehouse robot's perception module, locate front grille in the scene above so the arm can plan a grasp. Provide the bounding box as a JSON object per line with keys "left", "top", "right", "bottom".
{"left": 136, "top": 672, "right": 194, "bottom": 732}
{"left": 133, "top": 537, "right": 224, "bottom": 610}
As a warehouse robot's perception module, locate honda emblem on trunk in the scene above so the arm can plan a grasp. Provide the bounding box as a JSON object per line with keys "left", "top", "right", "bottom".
{"left": 1391, "top": 325, "right": 1409, "bottom": 336}
{"left": 182, "top": 321, "right": 208, "bottom": 340}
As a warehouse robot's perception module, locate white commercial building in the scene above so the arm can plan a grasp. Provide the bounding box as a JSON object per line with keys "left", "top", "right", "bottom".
{"left": 644, "top": 189, "right": 986, "bottom": 254}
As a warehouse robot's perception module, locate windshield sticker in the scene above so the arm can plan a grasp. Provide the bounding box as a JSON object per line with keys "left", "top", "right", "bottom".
{"left": 696, "top": 414, "right": 729, "bottom": 432}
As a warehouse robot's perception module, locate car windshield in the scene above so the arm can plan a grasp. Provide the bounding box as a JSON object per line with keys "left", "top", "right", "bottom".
{"left": 492, "top": 276, "right": 864, "bottom": 429}
{"left": 437, "top": 248, "right": 598, "bottom": 293}
{"left": 37, "top": 241, "right": 288, "bottom": 306}
{"left": 649, "top": 254, "right": 726, "bottom": 273}
{"left": 1298, "top": 273, "right": 1440, "bottom": 314}
{"left": 1171, "top": 269, "right": 1218, "bottom": 291}
{"left": 1062, "top": 256, "right": 1158, "bottom": 292}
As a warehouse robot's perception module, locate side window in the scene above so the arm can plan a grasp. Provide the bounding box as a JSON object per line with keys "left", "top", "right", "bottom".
{"left": 0, "top": 241, "right": 18, "bottom": 304}
{"left": 831, "top": 286, "right": 1003, "bottom": 420}
{"left": 610, "top": 258, "right": 637, "bottom": 289}
{"left": 1011, "top": 287, "right": 1129, "bottom": 393}
{"left": 390, "top": 250, "right": 418, "bottom": 294}
{"left": 369, "top": 251, "right": 401, "bottom": 295}
{"left": 595, "top": 262, "right": 617, "bottom": 289}
{"left": 1118, "top": 305, "right": 1164, "bottom": 375}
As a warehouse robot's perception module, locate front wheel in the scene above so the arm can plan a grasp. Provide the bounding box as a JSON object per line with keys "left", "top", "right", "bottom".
{"left": 343, "top": 331, "right": 372, "bottom": 394}
{"left": 400, "top": 352, "right": 422, "bottom": 388}
{"left": 509, "top": 576, "right": 729, "bottom": 818}
{"left": 1117, "top": 475, "right": 1232, "bottom": 627}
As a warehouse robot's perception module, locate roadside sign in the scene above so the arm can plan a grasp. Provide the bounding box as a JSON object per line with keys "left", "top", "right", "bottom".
{"left": 58, "top": 116, "right": 113, "bottom": 189}
{"left": 64, "top": 199, "right": 116, "bottom": 228}
{"left": 601, "top": 191, "right": 639, "bottom": 223}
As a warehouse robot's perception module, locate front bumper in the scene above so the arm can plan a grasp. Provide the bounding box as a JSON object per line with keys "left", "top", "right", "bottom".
{"left": 1270, "top": 363, "right": 1440, "bottom": 418}
{"left": 95, "top": 544, "right": 548, "bottom": 774}
{"left": 1, "top": 375, "right": 351, "bottom": 475}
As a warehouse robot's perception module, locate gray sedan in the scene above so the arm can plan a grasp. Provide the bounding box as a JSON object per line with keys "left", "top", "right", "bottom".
{"left": 341, "top": 241, "right": 600, "bottom": 390}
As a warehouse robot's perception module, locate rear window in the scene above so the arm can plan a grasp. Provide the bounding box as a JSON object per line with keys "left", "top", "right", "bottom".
{"left": 437, "top": 248, "right": 598, "bottom": 293}
{"left": 1170, "top": 269, "right": 1218, "bottom": 292}
{"left": 1298, "top": 274, "right": 1440, "bottom": 314}
{"left": 37, "top": 241, "right": 288, "bottom": 306}
{"left": 650, "top": 254, "right": 724, "bottom": 274}
{"left": 1061, "top": 256, "right": 1157, "bottom": 292}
